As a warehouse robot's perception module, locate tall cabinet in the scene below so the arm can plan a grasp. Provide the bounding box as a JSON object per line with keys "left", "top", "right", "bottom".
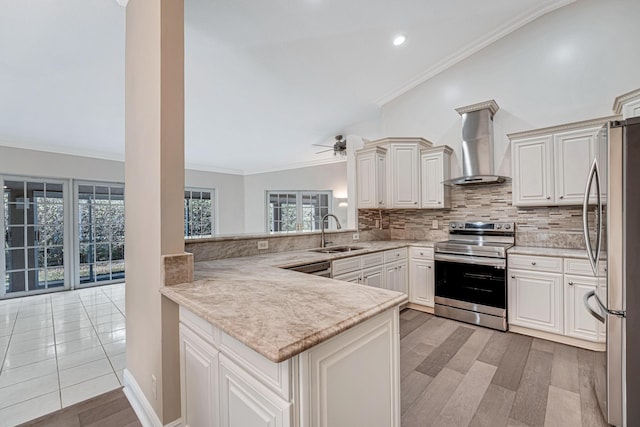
{"left": 420, "top": 146, "right": 452, "bottom": 209}
{"left": 356, "top": 146, "right": 387, "bottom": 209}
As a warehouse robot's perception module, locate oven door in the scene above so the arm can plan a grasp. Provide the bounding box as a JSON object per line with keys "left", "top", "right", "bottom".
{"left": 434, "top": 256, "right": 506, "bottom": 310}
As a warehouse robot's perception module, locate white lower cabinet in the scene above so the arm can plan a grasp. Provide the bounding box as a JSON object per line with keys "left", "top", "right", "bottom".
{"left": 409, "top": 247, "right": 434, "bottom": 307}
{"left": 180, "top": 306, "right": 401, "bottom": 427}
{"left": 362, "top": 265, "right": 384, "bottom": 288}
{"left": 410, "top": 259, "right": 434, "bottom": 307}
{"left": 508, "top": 254, "right": 606, "bottom": 346}
{"left": 219, "top": 354, "right": 291, "bottom": 427}
{"left": 385, "top": 260, "right": 408, "bottom": 294}
{"left": 332, "top": 270, "right": 362, "bottom": 284}
{"left": 509, "top": 269, "right": 563, "bottom": 334}
{"left": 564, "top": 274, "right": 603, "bottom": 341}
{"left": 180, "top": 324, "right": 220, "bottom": 427}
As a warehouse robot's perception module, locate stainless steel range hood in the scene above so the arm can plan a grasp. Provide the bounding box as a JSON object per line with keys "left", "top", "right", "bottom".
{"left": 444, "top": 100, "right": 509, "bottom": 186}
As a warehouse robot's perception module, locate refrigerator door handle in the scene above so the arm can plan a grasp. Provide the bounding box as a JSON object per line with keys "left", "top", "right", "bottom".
{"left": 583, "top": 159, "right": 602, "bottom": 275}
{"left": 583, "top": 290, "right": 605, "bottom": 323}
{"left": 588, "top": 289, "right": 626, "bottom": 319}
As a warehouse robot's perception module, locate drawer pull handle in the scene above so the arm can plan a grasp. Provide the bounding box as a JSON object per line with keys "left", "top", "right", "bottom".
{"left": 559, "top": 196, "right": 564, "bottom": 199}
{"left": 547, "top": 196, "right": 551, "bottom": 200}
{"left": 511, "top": 275, "right": 515, "bottom": 279}
{"left": 420, "top": 252, "right": 423, "bottom": 256}
{"left": 569, "top": 281, "right": 574, "bottom": 286}
{"left": 531, "top": 261, "right": 537, "bottom": 265}
{"left": 428, "top": 266, "right": 432, "bottom": 269}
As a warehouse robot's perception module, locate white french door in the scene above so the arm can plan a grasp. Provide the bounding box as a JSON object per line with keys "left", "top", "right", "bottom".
{"left": 1, "top": 176, "right": 71, "bottom": 297}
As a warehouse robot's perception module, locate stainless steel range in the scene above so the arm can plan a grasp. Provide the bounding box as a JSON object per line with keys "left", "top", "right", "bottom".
{"left": 434, "top": 221, "right": 514, "bottom": 331}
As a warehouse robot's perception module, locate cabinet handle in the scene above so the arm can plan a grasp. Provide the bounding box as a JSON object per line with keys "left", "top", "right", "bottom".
{"left": 419, "top": 252, "right": 424, "bottom": 256}
{"left": 569, "top": 281, "right": 574, "bottom": 286}
{"left": 546, "top": 196, "right": 551, "bottom": 200}
{"left": 428, "top": 266, "right": 432, "bottom": 269}
{"left": 414, "top": 201, "right": 418, "bottom": 205}
{"left": 511, "top": 275, "right": 515, "bottom": 278}
{"left": 559, "top": 196, "right": 564, "bottom": 199}
{"left": 379, "top": 201, "right": 383, "bottom": 204}
{"left": 531, "top": 261, "right": 537, "bottom": 265}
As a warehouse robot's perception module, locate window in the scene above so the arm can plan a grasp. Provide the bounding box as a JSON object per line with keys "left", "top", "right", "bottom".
{"left": 77, "top": 182, "right": 125, "bottom": 286}
{"left": 184, "top": 189, "right": 216, "bottom": 238}
{"left": 267, "top": 191, "right": 333, "bottom": 233}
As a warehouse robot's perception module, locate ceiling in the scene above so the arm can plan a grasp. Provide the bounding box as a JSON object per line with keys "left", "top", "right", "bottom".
{"left": 0, "top": 0, "right": 573, "bottom": 175}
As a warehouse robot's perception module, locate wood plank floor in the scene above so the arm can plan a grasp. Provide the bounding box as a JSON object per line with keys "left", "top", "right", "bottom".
{"left": 400, "top": 309, "right": 609, "bottom": 427}
{"left": 16, "top": 388, "right": 140, "bottom": 427}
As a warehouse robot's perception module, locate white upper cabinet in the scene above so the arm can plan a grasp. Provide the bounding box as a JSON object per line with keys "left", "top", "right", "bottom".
{"left": 420, "top": 146, "right": 452, "bottom": 209}
{"left": 613, "top": 88, "right": 640, "bottom": 119}
{"left": 356, "top": 137, "right": 435, "bottom": 209}
{"left": 512, "top": 135, "right": 554, "bottom": 206}
{"left": 553, "top": 127, "right": 598, "bottom": 205}
{"left": 390, "top": 144, "right": 421, "bottom": 208}
{"left": 356, "top": 147, "right": 387, "bottom": 209}
{"left": 511, "top": 121, "right": 606, "bottom": 207}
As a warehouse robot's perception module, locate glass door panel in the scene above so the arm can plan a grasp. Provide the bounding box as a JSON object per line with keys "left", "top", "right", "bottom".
{"left": 2, "top": 178, "right": 69, "bottom": 296}
{"left": 76, "top": 182, "right": 125, "bottom": 287}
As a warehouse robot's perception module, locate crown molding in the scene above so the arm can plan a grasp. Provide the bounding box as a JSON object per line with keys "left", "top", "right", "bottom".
{"left": 114, "top": 0, "right": 128, "bottom": 7}
{"left": 455, "top": 100, "right": 500, "bottom": 116}
{"left": 243, "top": 156, "right": 346, "bottom": 176}
{"left": 0, "top": 139, "right": 125, "bottom": 163}
{"left": 184, "top": 161, "right": 245, "bottom": 175}
{"left": 507, "top": 115, "right": 621, "bottom": 140}
{"left": 612, "top": 88, "right": 640, "bottom": 114}
{"left": 374, "top": 0, "right": 576, "bottom": 106}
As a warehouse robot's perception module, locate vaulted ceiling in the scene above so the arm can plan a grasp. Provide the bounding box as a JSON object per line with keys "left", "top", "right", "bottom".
{"left": 0, "top": 0, "right": 573, "bottom": 174}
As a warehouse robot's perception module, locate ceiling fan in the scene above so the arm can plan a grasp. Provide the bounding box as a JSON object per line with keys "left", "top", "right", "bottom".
{"left": 313, "top": 135, "right": 347, "bottom": 156}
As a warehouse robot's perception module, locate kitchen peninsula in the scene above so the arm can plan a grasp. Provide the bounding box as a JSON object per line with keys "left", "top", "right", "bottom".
{"left": 160, "top": 241, "right": 411, "bottom": 427}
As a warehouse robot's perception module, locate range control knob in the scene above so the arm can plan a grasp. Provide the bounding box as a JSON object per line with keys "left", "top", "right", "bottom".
{"left": 459, "top": 223, "right": 465, "bottom": 229}
{"left": 451, "top": 223, "right": 457, "bottom": 229}
{"left": 505, "top": 224, "right": 511, "bottom": 230}
{"left": 496, "top": 224, "right": 502, "bottom": 229}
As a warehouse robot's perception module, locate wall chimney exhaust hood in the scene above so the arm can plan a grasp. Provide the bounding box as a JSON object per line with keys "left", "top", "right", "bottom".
{"left": 444, "top": 100, "right": 509, "bottom": 186}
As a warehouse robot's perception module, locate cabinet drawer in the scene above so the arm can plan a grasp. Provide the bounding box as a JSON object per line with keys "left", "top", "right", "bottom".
{"left": 410, "top": 247, "right": 434, "bottom": 260}
{"left": 564, "top": 258, "right": 607, "bottom": 277}
{"left": 384, "top": 248, "right": 407, "bottom": 263}
{"left": 508, "top": 254, "right": 563, "bottom": 273}
{"left": 180, "top": 306, "right": 220, "bottom": 347}
{"left": 332, "top": 256, "right": 362, "bottom": 276}
{"left": 361, "top": 252, "right": 385, "bottom": 269}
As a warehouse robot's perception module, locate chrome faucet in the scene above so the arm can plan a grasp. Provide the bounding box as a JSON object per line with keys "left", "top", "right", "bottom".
{"left": 321, "top": 213, "right": 342, "bottom": 248}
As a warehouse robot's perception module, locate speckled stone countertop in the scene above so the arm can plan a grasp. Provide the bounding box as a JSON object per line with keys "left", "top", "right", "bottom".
{"left": 508, "top": 246, "right": 606, "bottom": 260}
{"left": 160, "top": 240, "right": 434, "bottom": 362}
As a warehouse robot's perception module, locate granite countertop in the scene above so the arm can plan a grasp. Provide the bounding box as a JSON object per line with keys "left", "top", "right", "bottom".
{"left": 508, "top": 246, "right": 606, "bottom": 260}
{"left": 160, "top": 240, "right": 433, "bottom": 362}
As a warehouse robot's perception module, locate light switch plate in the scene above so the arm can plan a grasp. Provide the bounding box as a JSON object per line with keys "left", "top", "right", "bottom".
{"left": 431, "top": 220, "right": 439, "bottom": 229}
{"left": 352, "top": 233, "right": 359, "bottom": 241}
{"left": 257, "top": 241, "right": 268, "bottom": 250}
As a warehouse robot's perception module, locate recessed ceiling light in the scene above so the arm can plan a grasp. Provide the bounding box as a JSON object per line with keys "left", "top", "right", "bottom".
{"left": 393, "top": 35, "right": 406, "bottom": 46}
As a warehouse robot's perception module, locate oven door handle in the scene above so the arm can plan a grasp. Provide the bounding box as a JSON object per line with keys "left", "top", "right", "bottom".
{"left": 435, "top": 253, "right": 505, "bottom": 269}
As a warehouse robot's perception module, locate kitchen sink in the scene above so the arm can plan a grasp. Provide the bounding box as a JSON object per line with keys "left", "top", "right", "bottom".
{"left": 309, "top": 246, "right": 365, "bottom": 254}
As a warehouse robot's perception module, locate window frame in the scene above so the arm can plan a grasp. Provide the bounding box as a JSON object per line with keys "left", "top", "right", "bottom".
{"left": 184, "top": 187, "right": 217, "bottom": 239}
{"left": 265, "top": 190, "right": 334, "bottom": 233}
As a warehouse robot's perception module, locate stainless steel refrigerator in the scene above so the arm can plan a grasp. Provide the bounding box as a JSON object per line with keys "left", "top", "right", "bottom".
{"left": 583, "top": 117, "right": 640, "bottom": 426}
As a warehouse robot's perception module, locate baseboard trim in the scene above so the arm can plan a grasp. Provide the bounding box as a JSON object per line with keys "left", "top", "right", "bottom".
{"left": 405, "top": 302, "right": 435, "bottom": 314}
{"left": 123, "top": 369, "right": 182, "bottom": 427}
{"left": 509, "top": 325, "right": 606, "bottom": 351}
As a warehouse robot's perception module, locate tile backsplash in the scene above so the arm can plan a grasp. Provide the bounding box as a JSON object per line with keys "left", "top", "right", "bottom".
{"left": 359, "top": 182, "right": 593, "bottom": 249}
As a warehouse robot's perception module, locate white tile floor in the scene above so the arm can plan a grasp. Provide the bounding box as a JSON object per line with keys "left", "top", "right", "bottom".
{"left": 0, "top": 283, "right": 126, "bottom": 426}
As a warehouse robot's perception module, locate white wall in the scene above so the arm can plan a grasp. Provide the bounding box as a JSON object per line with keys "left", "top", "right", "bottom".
{"left": 243, "top": 161, "right": 349, "bottom": 233}
{"left": 373, "top": 0, "right": 640, "bottom": 177}
{"left": 0, "top": 146, "right": 246, "bottom": 234}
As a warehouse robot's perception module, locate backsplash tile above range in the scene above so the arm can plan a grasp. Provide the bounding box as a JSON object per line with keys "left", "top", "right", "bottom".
{"left": 359, "top": 182, "right": 593, "bottom": 249}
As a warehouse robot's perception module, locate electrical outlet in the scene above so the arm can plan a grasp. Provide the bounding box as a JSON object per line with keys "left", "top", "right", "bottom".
{"left": 352, "top": 233, "right": 359, "bottom": 241}
{"left": 151, "top": 375, "right": 157, "bottom": 400}
{"left": 257, "top": 241, "right": 268, "bottom": 250}
{"left": 431, "top": 220, "right": 439, "bottom": 229}
{"left": 375, "top": 219, "right": 380, "bottom": 228}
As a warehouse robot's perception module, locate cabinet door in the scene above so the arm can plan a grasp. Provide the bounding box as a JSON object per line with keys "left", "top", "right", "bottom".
{"left": 384, "top": 262, "right": 397, "bottom": 292}
{"left": 180, "top": 324, "right": 220, "bottom": 427}
{"left": 333, "top": 270, "right": 362, "bottom": 285}
{"left": 362, "top": 265, "right": 384, "bottom": 288}
{"left": 395, "top": 261, "right": 408, "bottom": 295}
{"left": 376, "top": 152, "right": 387, "bottom": 208}
{"left": 554, "top": 128, "right": 599, "bottom": 205}
{"left": 512, "top": 136, "right": 554, "bottom": 206}
{"left": 420, "top": 152, "right": 444, "bottom": 208}
{"left": 219, "top": 355, "right": 292, "bottom": 427}
{"left": 508, "top": 269, "right": 563, "bottom": 334}
{"left": 356, "top": 151, "right": 377, "bottom": 209}
{"left": 390, "top": 144, "right": 420, "bottom": 208}
{"left": 565, "top": 275, "right": 604, "bottom": 342}
{"left": 410, "top": 259, "right": 434, "bottom": 307}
